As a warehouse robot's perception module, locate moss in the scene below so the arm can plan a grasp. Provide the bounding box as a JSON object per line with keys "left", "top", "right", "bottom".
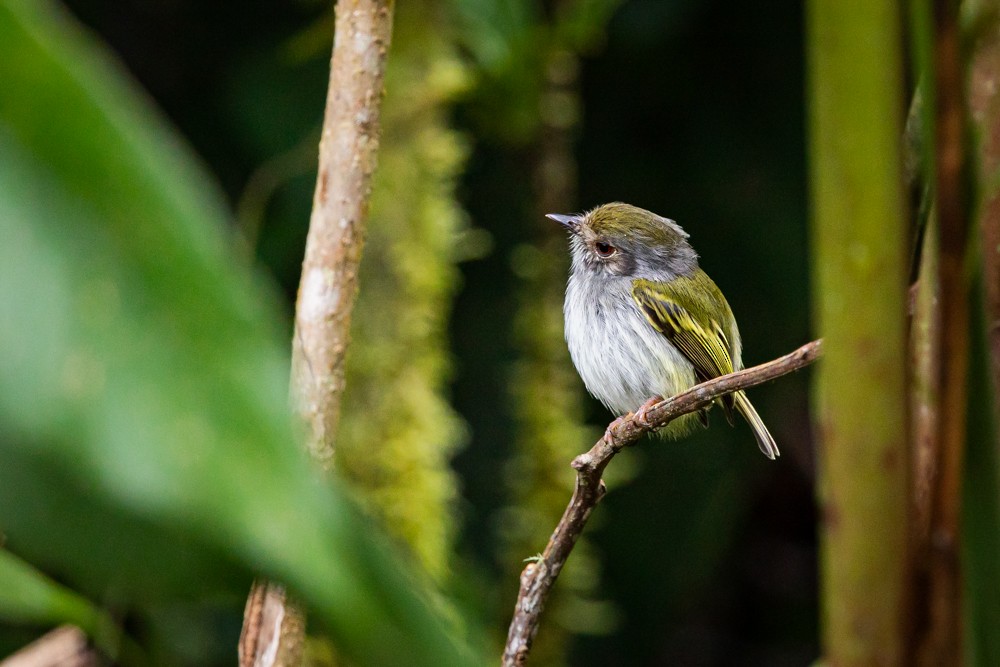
{"left": 335, "top": 0, "right": 471, "bottom": 584}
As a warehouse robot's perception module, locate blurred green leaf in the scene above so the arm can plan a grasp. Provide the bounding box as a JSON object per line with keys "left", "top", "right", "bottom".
{"left": 0, "top": 1, "right": 481, "bottom": 664}
{"left": 0, "top": 548, "right": 113, "bottom": 640}
{"left": 0, "top": 547, "right": 149, "bottom": 661}
{"left": 450, "top": 0, "right": 538, "bottom": 72}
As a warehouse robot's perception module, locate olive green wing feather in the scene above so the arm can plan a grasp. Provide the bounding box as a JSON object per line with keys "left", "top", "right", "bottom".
{"left": 631, "top": 275, "right": 779, "bottom": 459}
{"left": 631, "top": 276, "right": 737, "bottom": 422}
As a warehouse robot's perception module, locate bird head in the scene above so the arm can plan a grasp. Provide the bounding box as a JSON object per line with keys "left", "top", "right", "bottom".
{"left": 548, "top": 202, "right": 698, "bottom": 280}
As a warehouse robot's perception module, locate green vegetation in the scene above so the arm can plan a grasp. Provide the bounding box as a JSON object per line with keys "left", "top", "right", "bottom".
{"left": 2, "top": 0, "right": 999, "bottom": 665}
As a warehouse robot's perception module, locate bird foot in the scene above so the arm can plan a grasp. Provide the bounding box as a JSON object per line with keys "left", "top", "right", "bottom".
{"left": 603, "top": 415, "right": 628, "bottom": 443}
{"left": 634, "top": 396, "right": 662, "bottom": 428}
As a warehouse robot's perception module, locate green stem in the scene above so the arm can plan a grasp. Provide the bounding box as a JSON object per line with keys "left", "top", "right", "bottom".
{"left": 807, "top": 0, "right": 912, "bottom": 664}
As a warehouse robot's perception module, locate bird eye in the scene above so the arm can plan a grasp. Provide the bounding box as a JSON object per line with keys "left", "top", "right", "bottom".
{"left": 595, "top": 241, "right": 616, "bottom": 258}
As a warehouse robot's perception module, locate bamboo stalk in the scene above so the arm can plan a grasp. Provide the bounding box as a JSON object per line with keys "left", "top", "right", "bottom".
{"left": 917, "top": 1, "right": 971, "bottom": 663}
{"left": 807, "top": 0, "right": 912, "bottom": 663}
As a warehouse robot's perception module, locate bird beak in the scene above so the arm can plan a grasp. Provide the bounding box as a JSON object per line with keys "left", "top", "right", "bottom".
{"left": 546, "top": 213, "right": 582, "bottom": 234}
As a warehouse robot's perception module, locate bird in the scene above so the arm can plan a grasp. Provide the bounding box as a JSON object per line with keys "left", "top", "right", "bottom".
{"left": 548, "top": 202, "right": 778, "bottom": 459}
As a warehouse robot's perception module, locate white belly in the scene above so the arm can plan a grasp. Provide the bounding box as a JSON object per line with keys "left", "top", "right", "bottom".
{"left": 564, "top": 275, "right": 697, "bottom": 416}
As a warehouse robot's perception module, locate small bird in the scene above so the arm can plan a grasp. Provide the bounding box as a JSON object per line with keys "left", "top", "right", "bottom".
{"left": 548, "top": 202, "right": 778, "bottom": 459}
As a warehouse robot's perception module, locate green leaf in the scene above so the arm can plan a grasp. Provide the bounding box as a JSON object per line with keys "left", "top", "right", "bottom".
{"left": 0, "top": 1, "right": 480, "bottom": 664}
{"left": 0, "top": 548, "right": 140, "bottom": 659}
{"left": 0, "top": 549, "right": 108, "bottom": 632}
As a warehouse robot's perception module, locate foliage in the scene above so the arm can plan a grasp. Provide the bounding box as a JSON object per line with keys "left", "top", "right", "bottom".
{"left": 0, "top": 550, "right": 127, "bottom": 658}
{"left": 0, "top": 1, "right": 481, "bottom": 664}
{"left": 17, "top": 0, "right": 1000, "bottom": 664}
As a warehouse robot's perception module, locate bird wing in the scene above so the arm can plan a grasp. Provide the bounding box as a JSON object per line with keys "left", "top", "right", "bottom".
{"left": 631, "top": 275, "right": 737, "bottom": 421}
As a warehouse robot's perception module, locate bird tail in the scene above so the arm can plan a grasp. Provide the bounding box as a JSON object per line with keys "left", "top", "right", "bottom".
{"left": 733, "top": 391, "right": 779, "bottom": 460}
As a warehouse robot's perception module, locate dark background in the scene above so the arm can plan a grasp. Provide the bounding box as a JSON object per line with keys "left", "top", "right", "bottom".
{"left": 59, "top": 1, "right": 816, "bottom": 663}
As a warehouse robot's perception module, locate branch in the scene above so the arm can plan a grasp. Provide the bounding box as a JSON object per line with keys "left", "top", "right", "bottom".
{"left": 2, "top": 626, "right": 96, "bottom": 667}
{"left": 238, "top": 580, "right": 305, "bottom": 667}
{"left": 291, "top": 0, "right": 395, "bottom": 470}
{"left": 502, "top": 339, "right": 823, "bottom": 667}
{"left": 240, "top": 2, "right": 395, "bottom": 665}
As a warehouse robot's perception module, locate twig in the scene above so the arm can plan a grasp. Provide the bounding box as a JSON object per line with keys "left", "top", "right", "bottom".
{"left": 502, "top": 339, "right": 823, "bottom": 667}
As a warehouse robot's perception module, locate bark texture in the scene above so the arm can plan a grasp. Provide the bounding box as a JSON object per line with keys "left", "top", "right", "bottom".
{"left": 335, "top": 0, "right": 468, "bottom": 584}
{"left": 911, "top": 215, "right": 941, "bottom": 569}
{"left": 2, "top": 626, "right": 96, "bottom": 667}
{"left": 238, "top": 583, "right": 305, "bottom": 667}
{"left": 291, "top": 0, "right": 395, "bottom": 470}
{"left": 240, "top": 2, "right": 395, "bottom": 665}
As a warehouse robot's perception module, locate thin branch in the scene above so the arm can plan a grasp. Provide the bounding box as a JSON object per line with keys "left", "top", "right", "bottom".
{"left": 502, "top": 338, "right": 823, "bottom": 667}
{"left": 240, "top": 2, "right": 395, "bottom": 665}
{"left": 911, "top": 213, "right": 941, "bottom": 568}
{"left": 291, "top": 0, "right": 396, "bottom": 470}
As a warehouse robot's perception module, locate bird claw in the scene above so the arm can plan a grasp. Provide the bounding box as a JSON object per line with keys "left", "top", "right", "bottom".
{"left": 605, "top": 397, "right": 662, "bottom": 441}
{"left": 634, "top": 396, "right": 662, "bottom": 428}
{"left": 604, "top": 415, "right": 627, "bottom": 442}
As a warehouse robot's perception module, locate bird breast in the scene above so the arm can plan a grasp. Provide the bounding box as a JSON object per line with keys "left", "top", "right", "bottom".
{"left": 563, "top": 271, "right": 697, "bottom": 416}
